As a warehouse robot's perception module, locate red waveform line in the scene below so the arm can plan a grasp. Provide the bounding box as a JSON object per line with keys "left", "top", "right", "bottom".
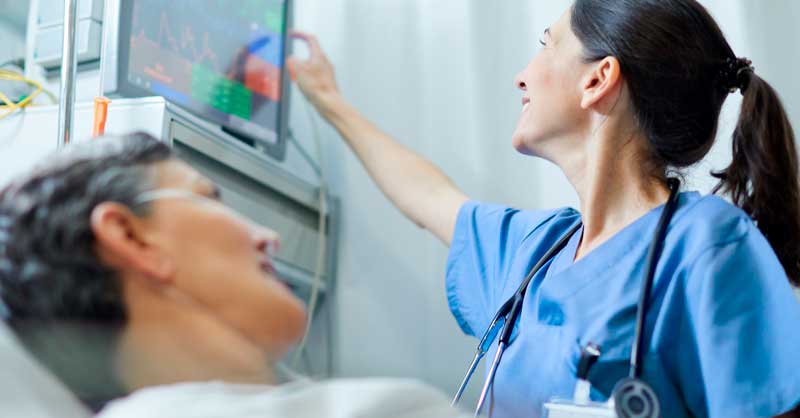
{"left": 138, "top": 10, "right": 220, "bottom": 71}
{"left": 144, "top": 64, "right": 174, "bottom": 84}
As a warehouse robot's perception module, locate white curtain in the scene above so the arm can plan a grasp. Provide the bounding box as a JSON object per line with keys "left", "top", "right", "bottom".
{"left": 288, "top": 0, "right": 800, "bottom": 401}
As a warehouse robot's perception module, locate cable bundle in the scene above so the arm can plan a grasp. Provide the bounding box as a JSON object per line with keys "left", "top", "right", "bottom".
{"left": 0, "top": 68, "right": 57, "bottom": 121}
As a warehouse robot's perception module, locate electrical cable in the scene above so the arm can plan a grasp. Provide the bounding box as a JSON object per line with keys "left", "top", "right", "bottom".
{"left": 288, "top": 128, "right": 322, "bottom": 177}
{"left": 288, "top": 126, "right": 334, "bottom": 377}
{"left": 275, "top": 361, "right": 312, "bottom": 383}
{"left": 0, "top": 68, "right": 57, "bottom": 121}
{"left": 0, "top": 69, "right": 58, "bottom": 102}
{"left": 290, "top": 97, "right": 329, "bottom": 373}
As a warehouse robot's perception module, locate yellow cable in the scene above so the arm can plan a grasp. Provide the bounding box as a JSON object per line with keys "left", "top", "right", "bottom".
{"left": 0, "top": 91, "right": 20, "bottom": 120}
{"left": 0, "top": 91, "right": 17, "bottom": 107}
{"left": 0, "top": 70, "right": 43, "bottom": 105}
{"left": 0, "top": 69, "right": 57, "bottom": 121}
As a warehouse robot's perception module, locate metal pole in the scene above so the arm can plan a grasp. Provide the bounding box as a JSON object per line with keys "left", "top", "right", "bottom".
{"left": 57, "top": 0, "right": 79, "bottom": 148}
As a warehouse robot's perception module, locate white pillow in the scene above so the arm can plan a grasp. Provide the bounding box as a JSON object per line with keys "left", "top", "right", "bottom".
{"left": 0, "top": 321, "right": 91, "bottom": 418}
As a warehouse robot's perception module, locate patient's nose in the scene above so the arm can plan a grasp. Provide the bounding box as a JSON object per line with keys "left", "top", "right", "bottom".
{"left": 253, "top": 225, "right": 281, "bottom": 256}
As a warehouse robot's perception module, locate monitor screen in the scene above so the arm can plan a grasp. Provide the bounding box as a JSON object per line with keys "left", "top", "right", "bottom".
{"left": 116, "top": 0, "right": 290, "bottom": 160}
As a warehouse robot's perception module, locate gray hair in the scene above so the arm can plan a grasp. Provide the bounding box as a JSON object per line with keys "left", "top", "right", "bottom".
{"left": 0, "top": 132, "right": 172, "bottom": 322}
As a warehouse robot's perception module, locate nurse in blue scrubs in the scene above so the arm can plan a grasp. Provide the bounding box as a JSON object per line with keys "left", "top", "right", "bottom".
{"left": 289, "top": 0, "right": 800, "bottom": 417}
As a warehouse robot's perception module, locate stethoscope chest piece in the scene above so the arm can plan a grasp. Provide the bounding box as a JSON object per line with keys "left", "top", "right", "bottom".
{"left": 612, "top": 378, "right": 661, "bottom": 418}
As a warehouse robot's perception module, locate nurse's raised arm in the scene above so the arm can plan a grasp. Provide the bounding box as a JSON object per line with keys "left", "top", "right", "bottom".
{"left": 287, "top": 31, "right": 468, "bottom": 246}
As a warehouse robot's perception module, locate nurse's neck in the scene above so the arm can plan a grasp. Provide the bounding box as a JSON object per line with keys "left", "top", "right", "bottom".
{"left": 562, "top": 114, "right": 671, "bottom": 262}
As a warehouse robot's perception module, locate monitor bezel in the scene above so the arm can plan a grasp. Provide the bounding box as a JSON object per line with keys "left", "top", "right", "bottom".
{"left": 114, "top": 0, "right": 292, "bottom": 161}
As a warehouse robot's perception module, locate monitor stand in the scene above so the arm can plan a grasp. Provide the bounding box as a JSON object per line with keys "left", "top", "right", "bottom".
{"left": 222, "top": 126, "right": 257, "bottom": 148}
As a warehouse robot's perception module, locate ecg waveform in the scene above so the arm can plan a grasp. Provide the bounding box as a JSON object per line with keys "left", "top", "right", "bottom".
{"left": 133, "top": 11, "right": 221, "bottom": 71}
{"left": 128, "top": 0, "right": 285, "bottom": 124}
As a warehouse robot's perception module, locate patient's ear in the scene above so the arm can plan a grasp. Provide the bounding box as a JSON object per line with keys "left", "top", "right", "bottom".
{"left": 90, "top": 202, "right": 174, "bottom": 284}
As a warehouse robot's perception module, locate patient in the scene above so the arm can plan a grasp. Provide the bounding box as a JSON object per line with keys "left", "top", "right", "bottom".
{"left": 0, "top": 133, "right": 464, "bottom": 418}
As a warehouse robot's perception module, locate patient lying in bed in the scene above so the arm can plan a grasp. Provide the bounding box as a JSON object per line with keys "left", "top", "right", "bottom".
{"left": 0, "top": 133, "right": 465, "bottom": 418}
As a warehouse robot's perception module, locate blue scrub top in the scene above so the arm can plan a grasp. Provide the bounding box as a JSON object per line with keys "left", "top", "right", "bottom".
{"left": 446, "top": 192, "right": 800, "bottom": 418}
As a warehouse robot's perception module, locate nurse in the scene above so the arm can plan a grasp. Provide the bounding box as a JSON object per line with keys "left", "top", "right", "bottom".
{"left": 289, "top": 1, "right": 800, "bottom": 417}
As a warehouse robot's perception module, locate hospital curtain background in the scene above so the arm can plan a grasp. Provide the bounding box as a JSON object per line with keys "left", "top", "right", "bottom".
{"left": 287, "top": 0, "right": 800, "bottom": 403}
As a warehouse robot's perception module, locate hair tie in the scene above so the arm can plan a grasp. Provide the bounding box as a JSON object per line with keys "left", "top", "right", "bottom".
{"left": 720, "top": 57, "right": 754, "bottom": 94}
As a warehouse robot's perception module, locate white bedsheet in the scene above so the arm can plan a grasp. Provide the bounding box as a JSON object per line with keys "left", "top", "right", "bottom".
{"left": 97, "top": 378, "right": 469, "bottom": 418}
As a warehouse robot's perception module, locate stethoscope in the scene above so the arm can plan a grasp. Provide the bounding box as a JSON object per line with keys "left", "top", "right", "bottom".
{"left": 452, "top": 178, "right": 681, "bottom": 418}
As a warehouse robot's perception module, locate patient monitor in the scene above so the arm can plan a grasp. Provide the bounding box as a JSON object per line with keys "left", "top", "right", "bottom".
{"left": 104, "top": 0, "right": 292, "bottom": 161}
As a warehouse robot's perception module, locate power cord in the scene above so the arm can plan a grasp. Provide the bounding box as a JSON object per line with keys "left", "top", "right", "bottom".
{"left": 288, "top": 128, "right": 321, "bottom": 177}
{"left": 287, "top": 99, "right": 329, "bottom": 375}
{"left": 0, "top": 68, "right": 57, "bottom": 121}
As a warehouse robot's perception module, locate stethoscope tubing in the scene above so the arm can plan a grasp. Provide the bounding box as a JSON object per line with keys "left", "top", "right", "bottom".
{"left": 452, "top": 179, "right": 681, "bottom": 417}
{"left": 629, "top": 177, "right": 681, "bottom": 379}
{"left": 453, "top": 221, "right": 581, "bottom": 415}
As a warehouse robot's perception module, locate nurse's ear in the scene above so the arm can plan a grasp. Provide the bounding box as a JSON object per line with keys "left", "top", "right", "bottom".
{"left": 91, "top": 202, "right": 175, "bottom": 285}
{"left": 579, "top": 56, "right": 624, "bottom": 114}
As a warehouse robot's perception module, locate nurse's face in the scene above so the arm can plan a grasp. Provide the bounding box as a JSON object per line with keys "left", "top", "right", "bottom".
{"left": 512, "top": 8, "right": 592, "bottom": 160}
{"left": 134, "top": 160, "right": 307, "bottom": 358}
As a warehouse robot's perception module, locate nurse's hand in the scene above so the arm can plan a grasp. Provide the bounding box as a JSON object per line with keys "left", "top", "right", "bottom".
{"left": 288, "top": 31, "right": 343, "bottom": 118}
{"left": 287, "top": 31, "right": 467, "bottom": 246}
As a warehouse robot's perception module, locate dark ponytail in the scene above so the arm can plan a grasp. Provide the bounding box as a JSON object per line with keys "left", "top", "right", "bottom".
{"left": 571, "top": 0, "right": 800, "bottom": 284}
{"left": 712, "top": 74, "right": 800, "bottom": 284}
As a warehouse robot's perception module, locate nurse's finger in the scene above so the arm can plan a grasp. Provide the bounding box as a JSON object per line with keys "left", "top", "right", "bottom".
{"left": 289, "top": 30, "right": 325, "bottom": 63}
{"left": 286, "top": 56, "right": 299, "bottom": 81}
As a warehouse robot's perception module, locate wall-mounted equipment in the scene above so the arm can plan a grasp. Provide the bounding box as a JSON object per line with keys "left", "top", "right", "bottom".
{"left": 33, "top": 0, "right": 104, "bottom": 69}
{"left": 102, "top": 0, "right": 293, "bottom": 161}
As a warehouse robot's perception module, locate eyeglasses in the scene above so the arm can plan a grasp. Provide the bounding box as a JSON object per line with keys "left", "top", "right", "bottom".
{"left": 133, "top": 188, "right": 224, "bottom": 208}
{"left": 132, "top": 188, "right": 280, "bottom": 256}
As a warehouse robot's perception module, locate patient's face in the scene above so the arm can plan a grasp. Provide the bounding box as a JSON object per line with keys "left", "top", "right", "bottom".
{"left": 138, "top": 160, "right": 307, "bottom": 358}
